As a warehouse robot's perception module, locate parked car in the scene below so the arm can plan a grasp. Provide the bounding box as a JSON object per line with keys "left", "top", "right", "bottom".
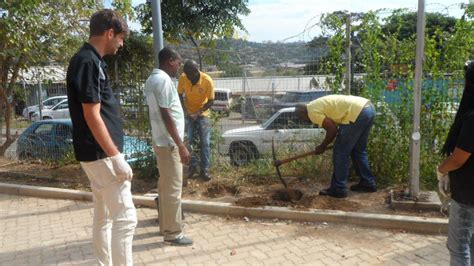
{"left": 232, "top": 95, "right": 273, "bottom": 120}
{"left": 17, "top": 119, "right": 151, "bottom": 164}
{"left": 219, "top": 107, "right": 325, "bottom": 166}
{"left": 22, "top": 95, "right": 67, "bottom": 120}
{"left": 211, "top": 88, "right": 233, "bottom": 116}
{"left": 31, "top": 99, "right": 69, "bottom": 121}
{"left": 273, "top": 90, "right": 330, "bottom": 111}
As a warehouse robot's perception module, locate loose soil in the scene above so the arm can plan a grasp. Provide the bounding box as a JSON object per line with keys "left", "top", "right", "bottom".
{"left": 0, "top": 157, "right": 446, "bottom": 218}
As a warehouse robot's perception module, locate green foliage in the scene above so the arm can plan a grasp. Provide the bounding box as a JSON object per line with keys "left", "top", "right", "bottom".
{"left": 135, "top": 1, "right": 250, "bottom": 43}
{"left": 134, "top": 0, "right": 250, "bottom": 67}
{"left": 105, "top": 31, "right": 154, "bottom": 82}
{"left": 0, "top": 0, "right": 102, "bottom": 154}
{"left": 317, "top": 6, "right": 474, "bottom": 190}
{"left": 382, "top": 10, "right": 456, "bottom": 41}
{"left": 319, "top": 11, "right": 347, "bottom": 92}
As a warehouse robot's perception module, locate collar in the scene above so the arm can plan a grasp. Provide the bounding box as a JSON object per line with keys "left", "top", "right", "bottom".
{"left": 189, "top": 71, "right": 203, "bottom": 86}
{"left": 82, "top": 43, "right": 107, "bottom": 68}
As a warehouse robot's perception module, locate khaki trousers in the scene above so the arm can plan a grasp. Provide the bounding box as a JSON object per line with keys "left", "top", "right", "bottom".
{"left": 80, "top": 158, "right": 137, "bottom": 266}
{"left": 153, "top": 146, "right": 183, "bottom": 241}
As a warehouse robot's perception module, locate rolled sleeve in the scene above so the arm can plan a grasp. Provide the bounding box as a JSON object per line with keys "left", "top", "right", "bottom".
{"left": 156, "top": 79, "right": 174, "bottom": 109}
{"left": 309, "top": 112, "right": 325, "bottom": 127}
{"left": 205, "top": 79, "right": 215, "bottom": 100}
{"left": 177, "top": 74, "right": 186, "bottom": 95}
{"left": 75, "top": 61, "right": 100, "bottom": 103}
{"left": 456, "top": 117, "right": 474, "bottom": 153}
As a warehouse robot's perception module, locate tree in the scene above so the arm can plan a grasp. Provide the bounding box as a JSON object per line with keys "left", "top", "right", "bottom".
{"left": 382, "top": 10, "right": 456, "bottom": 41}
{"left": 105, "top": 31, "right": 155, "bottom": 83}
{"left": 135, "top": 0, "right": 250, "bottom": 68}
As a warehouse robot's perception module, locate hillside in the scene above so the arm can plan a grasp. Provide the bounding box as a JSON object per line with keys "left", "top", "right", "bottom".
{"left": 173, "top": 38, "right": 327, "bottom": 70}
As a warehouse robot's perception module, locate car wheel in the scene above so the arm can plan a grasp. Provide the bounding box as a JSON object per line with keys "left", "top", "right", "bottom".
{"left": 230, "top": 142, "right": 257, "bottom": 166}
{"left": 42, "top": 116, "right": 52, "bottom": 120}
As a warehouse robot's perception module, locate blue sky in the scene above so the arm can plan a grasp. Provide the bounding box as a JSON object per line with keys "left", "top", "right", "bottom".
{"left": 110, "top": 0, "right": 468, "bottom": 43}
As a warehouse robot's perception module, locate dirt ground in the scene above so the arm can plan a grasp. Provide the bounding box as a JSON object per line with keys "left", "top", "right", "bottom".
{"left": 0, "top": 157, "right": 447, "bottom": 219}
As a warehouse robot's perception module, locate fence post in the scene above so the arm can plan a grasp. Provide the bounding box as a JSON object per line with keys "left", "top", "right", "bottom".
{"left": 241, "top": 70, "right": 247, "bottom": 124}
{"left": 22, "top": 79, "right": 28, "bottom": 119}
{"left": 37, "top": 73, "right": 43, "bottom": 120}
{"left": 409, "top": 0, "right": 425, "bottom": 199}
{"left": 345, "top": 12, "right": 351, "bottom": 95}
{"left": 271, "top": 81, "right": 275, "bottom": 113}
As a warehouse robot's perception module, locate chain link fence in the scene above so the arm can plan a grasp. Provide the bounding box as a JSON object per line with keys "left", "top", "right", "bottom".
{"left": 5, "top": 45, "right": 463, "bottom": 171}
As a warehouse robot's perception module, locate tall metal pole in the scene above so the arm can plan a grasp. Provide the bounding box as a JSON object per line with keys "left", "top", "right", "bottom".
{"left": 22, "top": 79, "right": 28, "bottom": 118}
{"left": 241, "top": 70, "right": 247, "bottom": 124}
{"left": 150, "top": 0, "right": 164, "bottom": 68}
{"left": 409, "top": 0, "right": 426, "bottom": 199}
{"left": 37, "top": 73, "right": 43, "bottom": 120}
{"left": 345, "top": 12, "right": 351, "bottom": 95}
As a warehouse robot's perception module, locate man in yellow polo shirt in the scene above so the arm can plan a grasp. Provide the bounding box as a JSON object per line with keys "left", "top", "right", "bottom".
{"left": 295, "top": 94, "right": 377, "bottom": 198}
{"left": 178, "top": 60, "right": 215, "bottom": 181}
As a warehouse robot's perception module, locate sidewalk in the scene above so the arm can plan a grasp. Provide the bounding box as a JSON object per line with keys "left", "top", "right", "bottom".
{"left": 0, "top": 193, "right": 449, "bottom": 265}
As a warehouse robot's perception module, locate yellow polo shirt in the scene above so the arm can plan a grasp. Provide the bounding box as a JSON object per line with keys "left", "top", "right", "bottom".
{"left": 307, "top": 95, "right": 369, "bottom": 127}
{"left": 177, "top": 71, "right": 215, "bottom": 117}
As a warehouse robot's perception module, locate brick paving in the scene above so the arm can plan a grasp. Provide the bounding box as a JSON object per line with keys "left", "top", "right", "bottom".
{"left": 0, "top": 193, "right": 449, "bottom": 265}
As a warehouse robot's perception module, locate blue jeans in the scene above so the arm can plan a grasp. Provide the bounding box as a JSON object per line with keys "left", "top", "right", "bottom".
{"left": 448, "top": 199, "right": 474, "bottom": 266}
{"left": 330, "top": 104, "right": 376, "bottom": 190}
{"left": 186, "top": 116, "right": 211, "bottom": 172}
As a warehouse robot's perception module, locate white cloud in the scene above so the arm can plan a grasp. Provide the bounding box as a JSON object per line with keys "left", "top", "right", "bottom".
{"left": 241, "top": 0, "right": 468, "bottom": 42}
{"left": 108, "top": 0, "right": 468, "bottom": 43}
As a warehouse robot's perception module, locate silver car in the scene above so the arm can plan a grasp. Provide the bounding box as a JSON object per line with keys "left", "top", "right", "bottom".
{"left": 219, "top": 107, "right": 325, "bottom": 166}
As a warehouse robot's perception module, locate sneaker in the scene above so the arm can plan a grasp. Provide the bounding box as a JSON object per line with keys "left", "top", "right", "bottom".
{"left": 350, "top": 183, "right": 377, "bottom": 193}
{"left": 200, "top": 171, "right": 212, "bottom": 182}
{"left": 319, "top": 187, "right": 348, "bottom": 198}
{"left": 165, "top": 235, "right": 193, "bottom": 246}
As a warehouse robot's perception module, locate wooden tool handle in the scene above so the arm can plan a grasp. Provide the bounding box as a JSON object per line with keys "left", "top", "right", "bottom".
{"left": 276, "top": 145, "right": 334, "bottom": 166}
{"left": 278, "top": 150, "right": 316, "bottom": 165}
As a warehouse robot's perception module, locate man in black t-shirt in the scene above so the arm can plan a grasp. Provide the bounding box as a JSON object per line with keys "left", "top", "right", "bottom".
{"left": 66, "top": 9, "right": 136, "bottom": 266}
{"left": 438, "top": 60, "right": 474, "bottom": 265}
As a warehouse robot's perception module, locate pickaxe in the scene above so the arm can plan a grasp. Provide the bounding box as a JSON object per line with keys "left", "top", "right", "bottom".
{"left": 272, "top": 136, "right": 332, "bottom": 188}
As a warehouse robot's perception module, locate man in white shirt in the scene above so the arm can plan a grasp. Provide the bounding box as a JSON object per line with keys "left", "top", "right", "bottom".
{"left": 144, "top": 47, "right": 193, "bottom": 246}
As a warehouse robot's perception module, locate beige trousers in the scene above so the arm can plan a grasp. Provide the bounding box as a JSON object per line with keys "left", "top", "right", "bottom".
{"left": 153, "top": 145, "right": 183, "bottom": 241}
{"left": 81, "top": 158, "right": 137, "bottom": 266}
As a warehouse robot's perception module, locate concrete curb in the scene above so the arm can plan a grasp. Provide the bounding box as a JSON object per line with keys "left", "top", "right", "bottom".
{"left": 0, "top": 182, "right": 448, "bottom": 234}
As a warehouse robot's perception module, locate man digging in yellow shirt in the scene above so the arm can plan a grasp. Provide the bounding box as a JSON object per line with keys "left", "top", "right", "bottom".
{"left": 178, "top": 60, "right": 215, "bottom": 182}
{"left": 295, "top": 94, "right": 377, "bottom": 198}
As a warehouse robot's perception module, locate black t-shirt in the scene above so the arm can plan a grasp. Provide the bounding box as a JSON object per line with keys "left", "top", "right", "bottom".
{"left": 450, "top": 114, "right": 474, "bottom": 205}
{"left": 66, "top": 43, "right": 123, "bottom": 162}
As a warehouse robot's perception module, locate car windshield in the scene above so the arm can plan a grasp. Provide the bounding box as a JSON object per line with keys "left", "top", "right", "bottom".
{"left": 43, "top": 97, "right": 66, "bottom": 106}
{"left": 215, "top": 91, "right": 228, "bottom": 101}
{"left": 280, "top": 93, "right": 298, "bottom": 102}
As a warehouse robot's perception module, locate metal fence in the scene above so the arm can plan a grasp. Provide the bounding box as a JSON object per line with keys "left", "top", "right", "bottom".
{"left": 7, "top": 71, "right": 462, "bottom": 171}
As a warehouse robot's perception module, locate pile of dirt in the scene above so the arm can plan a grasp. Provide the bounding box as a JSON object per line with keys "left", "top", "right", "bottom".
{"left": 0, "top": 157, "right": 446, "bottom": 218}
{"left": 204, "top": 181, "right": 239, "bottom": 198}
{"left": 235, "top": 196, "right": 268, "bottom": 207}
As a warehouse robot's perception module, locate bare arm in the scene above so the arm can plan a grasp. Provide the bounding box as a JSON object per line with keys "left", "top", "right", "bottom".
{"left": 439, "top": 147, "right": 472, "bottom": 174}
{"left": 159, "top": 106, "right": 190, "bottom": 165}
{"left": 197, "top": 99, "right": 214, "bottom": 114}
{"left": 179, "top": 94, "right": 188, "bottom": 117}
{"left": 82, "top": 103, "right": 119, "bottom": 157}
{"left": 319, "top": 117, "right": 338, "bottom": 146}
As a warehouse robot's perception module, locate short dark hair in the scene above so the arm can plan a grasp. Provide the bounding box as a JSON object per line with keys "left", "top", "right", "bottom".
{"left": 159, "top": 47, "right": 181, "bottom": 67}
{"left": 90, "top": 9, "right": 128, "bottom": 37}
{"left": 183, "top": 60, "right": 199, "bottom": 73}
